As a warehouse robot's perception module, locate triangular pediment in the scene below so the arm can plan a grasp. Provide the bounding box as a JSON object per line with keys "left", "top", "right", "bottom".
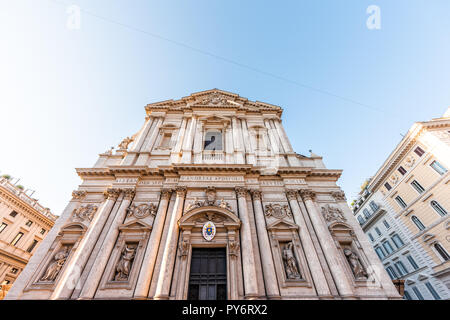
{"left": 267, "top": 219, "right": 299, "bottom": 231}
{"left": 119, "top": 219, "right": 152, "bottom": 231}
{"left": 145, "top": 89, "right": 282, "bottom": 114}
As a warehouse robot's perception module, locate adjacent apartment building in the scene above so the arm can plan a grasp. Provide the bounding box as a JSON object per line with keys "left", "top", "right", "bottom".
{"left": 0, "top": 176, "right": 57, "bottom": 298}
{"left": 352, "top": 108, "right": 450, "bottom": 300}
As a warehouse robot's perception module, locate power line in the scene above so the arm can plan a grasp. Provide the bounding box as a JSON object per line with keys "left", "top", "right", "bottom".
{"left": 48, "top": 0, "right": 382, "bottom": 113}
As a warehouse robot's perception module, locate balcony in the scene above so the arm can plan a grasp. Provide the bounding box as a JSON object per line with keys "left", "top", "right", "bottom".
{"left": 202, "top": 151, "right": 224, "bottom": 164}
{"left": 359, "top": 203, "right": 386, "bottom": 230}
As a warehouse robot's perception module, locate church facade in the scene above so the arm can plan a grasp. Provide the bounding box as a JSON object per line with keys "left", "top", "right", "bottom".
{"left": 6, "top": 89, "right": 401, "bottom": 300}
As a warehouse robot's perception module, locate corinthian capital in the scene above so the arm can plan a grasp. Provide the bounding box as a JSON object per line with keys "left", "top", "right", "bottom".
{"left": 122, "top": 188, "right": 136, "bottom": 200}
{"left": 235, "top": 187, "right": 248, "bottom": 198}
{"left": 299, "top": 189, "right": 316, "bottom": 201}
{"left": 331, "top": 190, "right": 346, "bottom": 201}
{"left": 160, "top": 188, "right": 173, "bottom": 200}
{"left": 250, "top": 189, "right": 262, "bottom": 201}
{"left": 175, "top": 186, "right": 187, "bottom": 197}
{"left": 72, "top": 190, "right": 86, "bottom": 200}
{"left": 104, "top": 188, "right": 121, "bottom": 200}
{"left": 285, "top": 190, "right": 298, "bottom": 201}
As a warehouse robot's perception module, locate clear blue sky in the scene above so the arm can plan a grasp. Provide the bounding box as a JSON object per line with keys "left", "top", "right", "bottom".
{"left": 1, "top": 0, "right": 449, "bottom": 214}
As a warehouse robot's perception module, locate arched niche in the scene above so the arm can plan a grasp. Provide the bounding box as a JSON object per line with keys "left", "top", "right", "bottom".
{"left": 172, "top": 206, "right": 242, "bottom": 300}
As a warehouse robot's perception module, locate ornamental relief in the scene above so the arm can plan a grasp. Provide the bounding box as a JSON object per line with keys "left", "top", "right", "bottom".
{"left": 321, "top": 204, "right": 346, "bottom": 223}
{"left": 264, "top": 203, "right": 292, "bottom": 220}
{"left": 71, "top": 204, "right": 98, "bottom": 223}
{"left": 193, "top": 212, "right": 226, "bottom": 224}
{"left": 404, "top": 155, "right": 416, "bottom": 168}
{"left": 390, "top": 173, "right": 399, "bottom": 185}
{"left": 126, "top": 203, "right": 157, "bottom": 219}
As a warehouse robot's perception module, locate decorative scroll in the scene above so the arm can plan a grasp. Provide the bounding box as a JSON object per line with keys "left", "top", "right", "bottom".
{"left": 331, "top": 191, "right": 346, "bottom": 201}
{"left": 228, "top": 240, "right": 240, "bottom": 259}
{"left": 71, "top": 190, "right": 86, "bottom": 200}
{"left": 299, "top": 189, "right": 316, "bottom": 201}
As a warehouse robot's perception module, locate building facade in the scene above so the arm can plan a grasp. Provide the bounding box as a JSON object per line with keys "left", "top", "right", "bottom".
{"left": 0, "top": 176, "right": 57, "bottom": 299}
{"left": 352, "top": 109, "right": 450, "bottom": 300}
{"left": 7, "top": 89, "right": 400, "bottom": 300}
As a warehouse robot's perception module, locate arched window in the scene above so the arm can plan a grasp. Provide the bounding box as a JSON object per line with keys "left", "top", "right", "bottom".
{"left": 434, "top": 243, "right": 450, "bottom": 262}
{"left": 411, "top": 215, "right": 426, "bottom": 231}
{"left": 430, "top": 200, "right": 447, "bottom": 217}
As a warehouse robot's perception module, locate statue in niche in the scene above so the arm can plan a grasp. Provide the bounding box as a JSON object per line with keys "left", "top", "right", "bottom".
{"left": 40, "top": 246, "right": 70, "bottom": 282}
{"left": 114, "top": 244, "right": 137, "bottom": 281}
{"left": 344, "top": 248, "right": 367, "bottom": 280}
{"left": 282, "top": 242, "right": 302, "bottom": 280}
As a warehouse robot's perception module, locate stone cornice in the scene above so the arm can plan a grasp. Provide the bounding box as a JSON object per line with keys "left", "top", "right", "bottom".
{"left": 0, "top": 186, "right": 56, "bottom": 227}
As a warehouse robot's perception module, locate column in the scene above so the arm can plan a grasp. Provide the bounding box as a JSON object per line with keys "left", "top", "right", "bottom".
{"left": 121, "top": 117, "right": 155, "bottom": 166}
{"left": 4, "top": 190, "right": 87, "bottom": 300}
{"left": 0, "top": 263, "right": 10, "bottom": 282}
{"left": 193, "top": 120, "right": 203, "bottom": 163}
{"left": 286, "top": 190, "right": 331, "bottom": 297}
{"left": 181, "top": 116, "right": 197, "bottom": 163}
{"left": 135, "top": 117, "right": 164, "bottom": 165}
{"left": 250, "top": 190, "right": 280, "bottom": 299}
{"left": 241, "top": 118, "right": 256, "bottom": 164}
{"left": 332, "top": 191, "right": 400, "bottom": 298}
{"left": 171, "top": 117, "right": 188, "bottom": 163}
{"left": 232, "top": 117, "right": 245, "bottom": 163}
{"left": 225, "top": 124, "right": 234, "bottom": 164}
{"left": 299, "top": 189, "right": 355, "bottom": 298}
{"left": 133, "top": 189, "right": 173, "bottom": 299}
{"left": 51, "top": 188, "right": 121, "bottom": 299}
{"left": 78, "top": 188, "right": 136, "bottom": 299}
{"left": 153, "top": 186, "right": 186, "bottom": 300}
{"left": 274, "top": 119, "right": 298, "bottom": 166}
{"left": 235, "top": 187, "right": 258, "bottom": 299}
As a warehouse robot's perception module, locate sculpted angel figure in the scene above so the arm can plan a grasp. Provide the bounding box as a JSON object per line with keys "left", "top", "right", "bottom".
{"left": 115, "top": 245, "right": 136, "bottom": 281}
{"left": 282, "top": 242, "right": 302, "bottom": 280}
{"left": 344, "top": 248, "right": 367, "bottom": 279}
{"left": 118, "top": 136, "right": 133, "bottom": 150}
{"left": 40, "top": 247, "right": 70, "bottom": 282}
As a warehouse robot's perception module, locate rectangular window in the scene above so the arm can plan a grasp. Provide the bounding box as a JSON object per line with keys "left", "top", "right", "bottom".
{"left": 375, "top": 247, "right": 385, "bottom": 260}
{"left": 391, "top": 234, "right": 405, "bottom": 249}
{"left": 368, "top": 233, "right": 374, "bottom": 241}
{"left": 430, "top": 160, "right": 447, "bottom": 176}
{"left": 363, "top": 209, "right": 371, "bottom": 219}
{"left": 27, "top": 239, "right": 39, "bottom": 253}
{"left": 398, "top": 166, "right": 407, "bottom": 175}
{"left": 411, "top": 180, "right": 425, "bottom": 194}
{"left": 383, "top": 219, "right": 390, "bottom": 229}
{"left": 0, "top": 223, "right": 7, "bottom": 233}
{"left": 25, "top": 220, "right": 33, "bottom": 227}
{"left": 425, "top": 282, "right": 441, "bottom": 300}
{"left": 394, "top": 261, "right": 408, "bottom": 276}
{"left": 382, "top": 241, "right": 394, "bottom": 255}
{"left": 395, "top": 196, "right": 407, "bottom": 209}
{"left": 204, "top": 131, "right": 223, "bottom": 151}
{"left": 9, "top": 211, "right": 18, "bottom": 217}
{"left": 407, "top": 255, "right": 419, "bottom": 270}
{"left": 412, "top": 287, "right": 424, "bottom": 300}
{"left": 414, "top": 146, "right": 425, "bottom": 157}
{"left": 40, "top": 228, "right": 46, "bottom": 235}
{"left": 384, "top": 182, "right": 392, "bottom": 191}
{"left": 11, "top": 232, "right": 24, "bottom": 246}
{"left": 375, "top": 227, "right": 382, "bottom": 236}
{"left": 11, "top": 268, "right": 18, "bottom": 274}
{"left": 403, "top": 290, "right": 412, "bottom": 300}
{"left": 357, "top": 216, "right": 365, "bottom": 225}
{"left": 386, "top": 266, "right": 398, "bottom": 280}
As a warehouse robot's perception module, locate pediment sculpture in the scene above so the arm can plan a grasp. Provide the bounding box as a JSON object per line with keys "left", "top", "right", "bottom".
{"left": 72, "top": 204, "right": 98, "bottom": 222}
{"left": 264, "top": 203, "right": 292, "bottom": 220}
{"left": 127, "top": 203, "right": 158, "bottom": 219}
{"left": 185, "top": 197, "right": 233, "bottom": 213}
{"left": 321, "top": 204, "right": 346, "bottom": 223}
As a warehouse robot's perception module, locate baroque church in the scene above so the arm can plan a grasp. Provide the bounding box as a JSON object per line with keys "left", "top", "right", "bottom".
{"left": 6, "top": 89, "right": 401, "bottom": 300}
